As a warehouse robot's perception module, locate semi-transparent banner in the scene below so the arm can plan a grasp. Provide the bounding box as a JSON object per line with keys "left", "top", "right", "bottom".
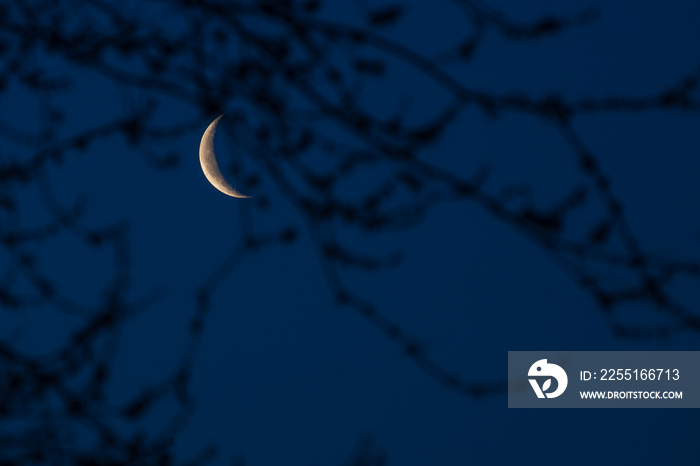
{"left": 508, "top": 351, "right": 700, "bottom": 408}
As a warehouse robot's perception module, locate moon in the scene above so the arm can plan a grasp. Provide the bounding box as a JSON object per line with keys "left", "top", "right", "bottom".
{"left": 199, "top": 114, "right": 250, "bottom": 198}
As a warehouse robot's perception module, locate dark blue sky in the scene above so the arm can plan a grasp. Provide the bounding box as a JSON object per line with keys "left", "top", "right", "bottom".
{"left": 3, "top": 0, "right": 700, "bottom": 464}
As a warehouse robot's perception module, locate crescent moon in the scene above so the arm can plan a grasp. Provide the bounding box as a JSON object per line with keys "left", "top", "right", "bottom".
{"left": 199, "top": 114, "right": 250, "bottom": 198}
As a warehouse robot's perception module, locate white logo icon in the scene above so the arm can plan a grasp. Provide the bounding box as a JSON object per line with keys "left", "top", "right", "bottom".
{"left": 528, "top": 359, "right": 568, "bottom": 398}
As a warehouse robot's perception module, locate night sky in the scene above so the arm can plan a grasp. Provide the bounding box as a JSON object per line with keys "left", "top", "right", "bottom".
{"left": 2, "top": 0, "right": 700, "bottom": 464}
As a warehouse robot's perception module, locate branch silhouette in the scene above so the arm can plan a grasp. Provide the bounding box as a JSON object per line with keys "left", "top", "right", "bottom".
{"left": 1, "top": 0, "right": 698, "bottom": 462}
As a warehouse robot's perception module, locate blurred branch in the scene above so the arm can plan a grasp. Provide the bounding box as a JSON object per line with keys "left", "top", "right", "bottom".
{"left": 0, "top": 0, "right": 698, "bottom": 462}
